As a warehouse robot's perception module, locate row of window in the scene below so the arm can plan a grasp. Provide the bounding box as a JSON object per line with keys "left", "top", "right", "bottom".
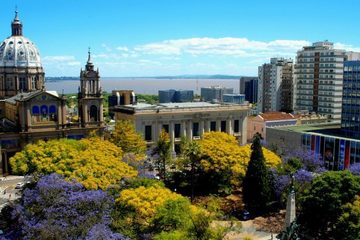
{"left": 144, "top": 120, "right": 241, "bottom": 141}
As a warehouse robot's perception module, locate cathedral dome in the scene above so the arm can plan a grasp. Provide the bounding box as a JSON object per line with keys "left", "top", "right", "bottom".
{"left": 0, "top": 11, "right": 42, "bottom": 68}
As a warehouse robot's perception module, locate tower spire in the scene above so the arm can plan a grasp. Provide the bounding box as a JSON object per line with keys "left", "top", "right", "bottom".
{"left": 11, "top": 8, "right": 23, "bottom": 36}
{"left": 87, "top": 47, "right": 92, "bottom": 64}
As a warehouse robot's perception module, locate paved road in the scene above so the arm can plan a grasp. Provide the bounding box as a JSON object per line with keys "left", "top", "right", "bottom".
{"left": 0, "top": 176, "right": 24, "bottom": 210}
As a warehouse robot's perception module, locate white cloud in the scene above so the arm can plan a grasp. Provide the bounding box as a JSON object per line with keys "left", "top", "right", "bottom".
{"left": 116, "top": 46, "right": 129, "bottom": 52}
{"left": 43, "top": 55, "right": 81, "bottom": 66}
{"left": 334, "top": 42, "right": 360, "bottom": 52}
{"left": 133, "top": 37, "right": 311, "bottom": 57}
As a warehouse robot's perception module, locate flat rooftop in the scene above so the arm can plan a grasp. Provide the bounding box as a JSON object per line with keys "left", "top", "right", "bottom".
{"left": 115, "top": 101, "right": 249, "bottom": 113}
{"left": 270, "top": 123, "right": 360, "bottom": 142}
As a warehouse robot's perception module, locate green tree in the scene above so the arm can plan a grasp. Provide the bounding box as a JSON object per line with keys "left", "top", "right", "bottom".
{"left": 297, "top": 171, "right": 360, "bottom": 239}
{"left": 334, "top": 195, "right": 360, "bottom": 240}
{"left": 111, "top": 120, "right": 147, "bottom": 160}
{"left": 179, "top": 138, "right": 202, "bottom": 201}
{"left": 152, "top": 198, "right": 192, "bottom": 233}
{"left": 153, "top": 130, "right": 172, "bottom": 180}
{"left": 242, "top": 133, "right": 275, "bottom": 215}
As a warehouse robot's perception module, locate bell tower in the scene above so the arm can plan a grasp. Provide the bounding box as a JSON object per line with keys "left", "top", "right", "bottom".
{"left": 78, "top": 48, "right": 103, "bottom": 127}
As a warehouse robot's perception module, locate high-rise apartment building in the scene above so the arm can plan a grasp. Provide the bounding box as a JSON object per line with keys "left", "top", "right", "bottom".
{"left": 342, "top": 61, "right": 360, "bottom": 138}
{"left": 239, "top": 77, "right": 258, "bottom": 103}
{"left": 294, "top": 41, "right": 347, "bottom": 122}
{"left": 257, "top": 58, "right": 294, "bottom": 113}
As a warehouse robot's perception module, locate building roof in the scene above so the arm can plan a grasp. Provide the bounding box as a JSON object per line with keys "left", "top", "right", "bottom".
{"left": 115, "top": 101, "right": 249, "bottom": 113}
{"left": 0, "top": 11, "right": 42, "bottom": 68}
{"left": 269, "top": 123, "right": 360, "bottom": 142}
{"left": 257, "top": 112, "right": 296, "bottom": 121}
{"left": 5, "top": 90, "right": 60, "bottom": 104}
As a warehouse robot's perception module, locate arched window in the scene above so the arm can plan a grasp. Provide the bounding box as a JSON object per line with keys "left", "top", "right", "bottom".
{"left": 32, "top": 106, "right": 40, "bottom": 115}
{"left": 40, "top": 105, "right": 48, "bottom": 115}
{"left": 49, "top": 105, "right": 56, "bottom": 113}
{"left": 90, "top": 105, "right": 98, "bottom": 121}
{"left": 49, "top": 105, "right": 57, "bottom": 121}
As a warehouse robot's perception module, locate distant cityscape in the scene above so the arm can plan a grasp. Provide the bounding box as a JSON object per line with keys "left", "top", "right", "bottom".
{"left": 0, "top": 2, "right": 359, "bottom": 239}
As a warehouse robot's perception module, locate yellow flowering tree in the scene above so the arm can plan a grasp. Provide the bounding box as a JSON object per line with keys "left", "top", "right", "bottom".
{"left": 115, "top": 185, "right": 185, "bottom": 227}
{"left": 10, "top": 138, "right": 137, "bottom": 190}
{"left": 198, "top": 132, "right": 281, "bottom": 191}
{"left": 110, "top": 120, "right": 147, "bottom": 160}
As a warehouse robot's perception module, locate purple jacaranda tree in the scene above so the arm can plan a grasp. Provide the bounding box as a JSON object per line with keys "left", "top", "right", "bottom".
{"left": 349, "top": 163, "right": 360, "bottom": 175}
{"left": 4, "top": 174, "right": 127, "bottom": 240}
{"left": 282, "top": 148, "right": 325, "bottom": 173}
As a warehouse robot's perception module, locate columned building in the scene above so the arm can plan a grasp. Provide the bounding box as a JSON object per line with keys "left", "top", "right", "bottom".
{"left": 113, "top": 102, "right": 250, "bottom": 152}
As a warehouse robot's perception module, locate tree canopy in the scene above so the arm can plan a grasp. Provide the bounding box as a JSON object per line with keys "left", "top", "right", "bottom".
{"left": 297, "top": 171, "right": 360, "bottom": 239}
{"left": 10, "top": 138, "right": 137, "bottom": 189}
{"left": 242, "top": 133, "right": 275, "bottom": 215}
{"left": 198, "top": 132, "right": 280, "bottom": 190}
{"left": 3, "top": 174, "right": 126, "bottom": 240}
{"left": 110, "top": 119, "right": 147, "bottom": 160}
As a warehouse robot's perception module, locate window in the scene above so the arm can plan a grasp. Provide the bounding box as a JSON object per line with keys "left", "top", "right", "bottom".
{"left": 174, "top": 123, "right": 181, "bottom": 138}
{"left": 162, "top": 124, "right": 169, "bottom": 133}
{"left": 19, "top": 77, "right": 27, "bottom": 90}
{"left": 145, "top": 125, "right": 152, "bottom": 141}
{"left": 32, "top": 106, "right": 40, "bottom": 115}
{"left": 234, "top": 120, "right": 240, "bottom": 133}
{"left": 221, "top": 121, "right": 226, "bottom": 132}
{"left": 193, "top": 122, "right": 199, "bottom": 137}
{"left": 210, "top": 121, "right": 216, "bottom": 131}
{"left": 89, "top": 105, "right": 98, "bottom": 121}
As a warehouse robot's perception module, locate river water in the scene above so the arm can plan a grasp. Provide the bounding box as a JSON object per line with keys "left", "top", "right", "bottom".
{"left": 45, "top": 77, "right": 240, "bottom": 95}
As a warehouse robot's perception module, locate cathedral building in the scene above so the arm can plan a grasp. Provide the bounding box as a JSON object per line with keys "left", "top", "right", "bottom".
{"left": 0, "top": 12, "right": 104, "bottom": 175}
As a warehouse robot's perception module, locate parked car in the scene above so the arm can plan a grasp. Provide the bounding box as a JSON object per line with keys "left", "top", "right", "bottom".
{"left": 232, "top": 209, "right": 251, "bottom": 221}
{"left": 15, "top": 182, "right": 25, "bottom": 189}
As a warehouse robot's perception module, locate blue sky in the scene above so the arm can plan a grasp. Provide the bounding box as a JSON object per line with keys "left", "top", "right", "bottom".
{"left": 1, "top": 0, "right": 360, "bottom": 77}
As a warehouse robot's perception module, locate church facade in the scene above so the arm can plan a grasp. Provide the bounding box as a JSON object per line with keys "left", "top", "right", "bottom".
{"left": 0, "top": 12, "right": 104, "bottom": 175}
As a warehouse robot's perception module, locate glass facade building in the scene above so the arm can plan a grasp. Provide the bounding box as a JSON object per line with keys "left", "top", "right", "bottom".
{"left": 342, "top": 61, "right": 360, "bottom": 139}
{"left": 302, "top": 134, "right": 360, "bottom": 170}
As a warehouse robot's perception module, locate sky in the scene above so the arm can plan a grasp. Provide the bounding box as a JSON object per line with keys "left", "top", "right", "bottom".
{"left": 1, "top": 0, "right": 360, "bottom": 77}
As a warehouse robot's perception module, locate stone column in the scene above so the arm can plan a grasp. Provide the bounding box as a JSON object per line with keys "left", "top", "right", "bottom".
{"left": 169, "top": 122, "right": 175, "bottom": 151}
{"left": 157, "top": 123, "right": 162, "bottom": 140}
{"left": 205, "top": 120, "right": 211, "bottom": 132}
{"left": 217, "top": 120, "right": 221, "bottom": 132}
{"left": 181, "top": 121, "right": 187, "bottom": 138}
{"left": 227, "top": 118, "right": 233, "bottom": 135}
{"left": 240, "top": 116, "right": 248, "bottom": 145}
{"left": 99, "top": 103, "right": 104, "bottom": 124}
{"left": 83, "top": 104, "right": 88, "bottom": 125}
{"left": 200, "top": 120, "right": 205, "bottom": 136}
{"left": 187, "top": 120, "right": 193, "bottom": 140}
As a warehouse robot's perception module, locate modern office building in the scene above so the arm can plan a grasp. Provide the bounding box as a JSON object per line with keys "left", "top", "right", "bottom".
{"left": 113, "top": 101, "right": 250, "bottom": 151}
{"left": 239, "top": 77, "right": 258, "bottom": 103}
{"left": 341, "top": 61, "right": 360, "bottom": 139}
{"left": 159, "top": 89, "right": 194, "bottom": 103}
{"left": 223, "top": 94, "right": 245, "bottom": 104}
{"left": 0, "top": 12, "right": 104, "bottom": 175}
{"left": 267, "top": 124, "right": 360, "bottom": 170}
{"left": 201, "top": 86, "right": 233, "bottom": 102}
{"left": 294, "top": 41, "right": 349, "bottom": 122}
{"left": 258, "top": 58, "right": 294, "bottom": 113}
